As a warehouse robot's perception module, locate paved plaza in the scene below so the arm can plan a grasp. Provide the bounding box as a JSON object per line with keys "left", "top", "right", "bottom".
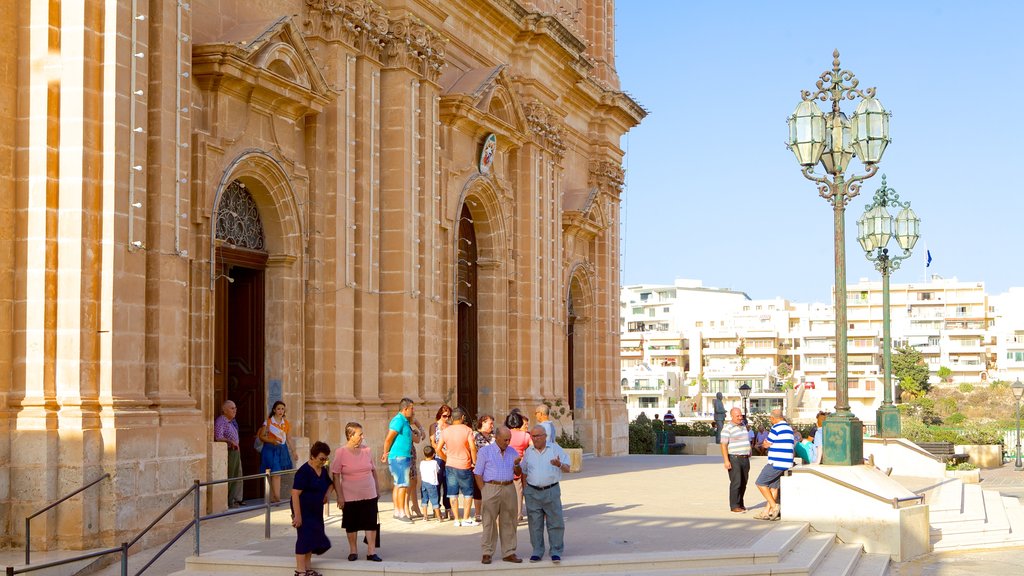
{"left": 5, "top": 455, "right": 1024, "bottom": 575}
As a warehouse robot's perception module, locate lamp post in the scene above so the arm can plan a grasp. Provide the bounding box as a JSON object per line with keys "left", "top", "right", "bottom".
{"left": 739, "top": 382, "right": 751, "bottom": 419}
{"left": 1012, "top": 379, "right": 1024, "bottom": 471}
{"left": 856, "top": 176, "right": 919, "bottom": 438}
{"left": 786, "top": 50, "right": 890, "bottom": 465}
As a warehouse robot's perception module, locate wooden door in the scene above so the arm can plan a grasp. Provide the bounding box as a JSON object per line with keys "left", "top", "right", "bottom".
{"left": 456, "top": 205, "right": 478, "bottom": 420}
{"left": 214, "top": 248, "right": 267, "bottom": 501}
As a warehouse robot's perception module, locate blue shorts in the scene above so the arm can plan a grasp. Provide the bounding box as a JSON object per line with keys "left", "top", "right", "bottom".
{"left": 421, "top": 482, "right": 440, "bottom": 507}
{"left": 445, "top": 467, "right": 475, "bottom": 497}
{"left": 388, "top": 456, "right": 411, "bottom": 487}
{"left": 755, "top": 463, "right": 786, "bottom": 490}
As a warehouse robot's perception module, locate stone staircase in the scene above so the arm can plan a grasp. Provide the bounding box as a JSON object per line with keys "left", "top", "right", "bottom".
{"left": 921, "top": 477, "right": 1024, "bottom": 551}
{"left": 169, "top": 522, "right": 889, "bottom": 576}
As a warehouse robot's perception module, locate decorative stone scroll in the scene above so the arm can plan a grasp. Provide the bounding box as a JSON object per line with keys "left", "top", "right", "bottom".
{"left": 303, "top": 0, "right": 445, "bottom": 78}
{"left": 216, "top": 181, "right": 266, "bottom": 251}
{"left": 523, "top": 99, "right": 566, "bottom": 156}
{"left": 588, "top": 160, "right": 625, "bottom": 194}
{"left": 383, "top": 16, "right": 446, "bottom": 80}
{"left": 302, "top": 0, "right": 390, "bottom": 57}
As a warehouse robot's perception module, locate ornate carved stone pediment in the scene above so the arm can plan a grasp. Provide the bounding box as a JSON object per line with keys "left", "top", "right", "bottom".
{"left": 192, "top": 16, "right": 333, "bottom": 118}
{"left": 440, "top": 65, "right": 528, "bottom": 145}
{"left": 562, "top": 186, "right": 606, "bottom": 239}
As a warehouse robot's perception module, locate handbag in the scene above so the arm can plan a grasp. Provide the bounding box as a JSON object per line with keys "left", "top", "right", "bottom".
{"left": 254, "top": 425, "right": 264, "bottom": 453}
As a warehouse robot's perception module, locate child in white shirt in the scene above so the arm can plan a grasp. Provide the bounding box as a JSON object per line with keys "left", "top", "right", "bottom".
{"left": 419, "top": 446, "right": 443, "bottom": 522}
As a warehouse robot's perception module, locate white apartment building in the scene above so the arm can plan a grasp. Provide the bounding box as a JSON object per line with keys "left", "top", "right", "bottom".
{"left": 621, "top": 277, "right": 1022, "bottom": 424}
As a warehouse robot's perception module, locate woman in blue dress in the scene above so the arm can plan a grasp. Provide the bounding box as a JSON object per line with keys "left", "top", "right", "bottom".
{"left": 291, "top": 441, "right": 334, "bottom": 576}
{"left": 259, "top": 401, "right": 295, "bottom": 502}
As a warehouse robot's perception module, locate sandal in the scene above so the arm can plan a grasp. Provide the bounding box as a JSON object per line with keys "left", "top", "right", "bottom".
{"left": 753, "top": 508, "right": 773, "bottom": 520}
{"left": 304, "top": 570, "right": 323, "bottom": 576}
{"left": 767, "top": 507, "right": 781, "bottom": 521}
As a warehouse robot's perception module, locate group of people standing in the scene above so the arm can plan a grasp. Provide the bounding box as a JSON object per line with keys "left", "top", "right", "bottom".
{"left": 261, "top": 398, "right": 570, "bottom": 576}
{"left": 719, "top": 407, "right": 826, "bottom": 522}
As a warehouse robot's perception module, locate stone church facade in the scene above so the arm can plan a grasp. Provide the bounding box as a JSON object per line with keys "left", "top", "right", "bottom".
{"left": 0, "top": 0, "right": 643, "bottom": 549}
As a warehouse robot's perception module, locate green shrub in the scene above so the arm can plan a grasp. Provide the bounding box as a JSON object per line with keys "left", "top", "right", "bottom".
{"left": 629, "top": 414, "right": 655, "bottom": 454}
{"left": 901, "top": 418, "right": 1004, "bottom": 445}
{"left": 946, "top": 461, "right": 977, "bottom": 471}
{"left": 945, "top": 412, "right": 966, "bottom": 425}
{"left": 556, "top": 428, "right": 583, "bottom": 449}
{"left": 958, "top": 383, "right": 975, "bottom": 393}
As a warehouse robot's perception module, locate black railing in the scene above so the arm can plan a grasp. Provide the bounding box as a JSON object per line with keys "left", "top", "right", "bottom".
{"left": 23, "top": 473, "right": 110, "bottom": 566}
{"left": 6, "top": 468, "right": 296, "bottom": 576}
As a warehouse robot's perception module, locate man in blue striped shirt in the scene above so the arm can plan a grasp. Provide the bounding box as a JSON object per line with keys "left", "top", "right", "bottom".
{"left": 754, "top": 408, "right": 794, "bottom": 520}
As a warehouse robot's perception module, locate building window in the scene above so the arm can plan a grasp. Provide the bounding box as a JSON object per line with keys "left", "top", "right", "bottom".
{"left": 919, "top": 292, "right": 933, "bottom": 301}
{"left": 632, "top": 307, "right": 643, "bottom": 315}
{"left": 640, "top": 292, "right": 651, "bottom": 302}
{"left": 663, "top": 307, "right": 670, "bottom": 313}
{"left": 865, "top": 380, "right": 876, "bottom": 391}
{"left": 638, "top": 397, "right": 658, "bottom": 408}
{"left": 696, "top": 321, "right": 703, "bottom": 327}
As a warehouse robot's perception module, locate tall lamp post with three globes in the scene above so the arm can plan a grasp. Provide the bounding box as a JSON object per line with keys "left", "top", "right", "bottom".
{"left": 856, "top": 176, "right": 920, "bottom": 438}
{"left": 1013, "top": 379, "right": 1024, "bottom": 472}
{"left": 786, "top": 50, "right": 891, "bottom": 465}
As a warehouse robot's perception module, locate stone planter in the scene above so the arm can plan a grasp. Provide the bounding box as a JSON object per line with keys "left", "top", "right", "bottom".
{"left": 945, "top": 468, "right": 981, "bottom": 484}
{"left": 954, "top": 444, "right": 1002, "bottom": 469}
{"left": 676, "top": 436, "right": 714, "bottom": 455}
{"left": 564, "top": 448, "right": 583, "bottom": 473}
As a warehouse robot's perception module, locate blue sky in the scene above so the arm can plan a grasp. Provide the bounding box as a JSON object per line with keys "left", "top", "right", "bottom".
{"left": 615, "top": 1, "right": 1023, "bottom": 303}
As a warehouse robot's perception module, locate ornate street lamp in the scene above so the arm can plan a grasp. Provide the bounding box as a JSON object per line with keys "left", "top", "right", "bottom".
{"left": 739, "top": 382, "right": 752, "bottom": 419}
{"left": 857, "top": 176, "right": 919, "bottom": 438}
{"left": 786, "top": 50, "right": 890, "bottom": 465}
{"left": 1012, "top": 379, "right": 1024, "bottom": 471}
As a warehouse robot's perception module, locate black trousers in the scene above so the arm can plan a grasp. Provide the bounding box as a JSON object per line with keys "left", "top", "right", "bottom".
{"left": 727, "top": 454, "right": 750, "bottom": 510}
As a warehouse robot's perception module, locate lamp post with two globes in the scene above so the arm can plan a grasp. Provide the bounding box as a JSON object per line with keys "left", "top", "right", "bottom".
{"left": 1012, "top": 379, "right": 1024, "bottom": 471}
{"left": 856, "top": 176, "right": 920, "bottom": 438}
{"left": 786, "top": 50, "right": 891, "bottom": 465}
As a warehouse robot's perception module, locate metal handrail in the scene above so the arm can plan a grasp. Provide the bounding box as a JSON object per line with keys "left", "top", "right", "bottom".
{"left": 24, "top": 473, "right": 110, "bottom": 565}
{"left": 786, "top": 467, "right": 926, "bottom": 509}
{"left": 6, "top": 467, "right": 299, "bottom": 576}
{"left": 864, "top": 436, "right": 944, "bottom": 463}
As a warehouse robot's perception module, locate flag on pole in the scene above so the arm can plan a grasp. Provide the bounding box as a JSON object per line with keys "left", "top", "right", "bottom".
{"left": 926, "top": 250, "right": 933, "bottom": 268}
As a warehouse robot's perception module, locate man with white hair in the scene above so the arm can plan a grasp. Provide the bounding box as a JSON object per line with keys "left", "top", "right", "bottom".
{"left": 214, "top": 400, "right": 243, "bottom": 508}
{"left": 720, "top": 407, "right": 751, "bottom": 513}
{"left": 753, "top": 408, "right": 794, "bottom": 520}
{"left": 533, "top": 403, "right": 557, "bottom": 444}
{"left": 520, "top": 424, "right": 570, "bottom": 564}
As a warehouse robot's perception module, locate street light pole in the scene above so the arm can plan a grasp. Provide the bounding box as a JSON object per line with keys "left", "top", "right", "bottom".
{"left": 1012, "top": 379, "right": 1024, "bottom": 471}
{"left": 739, "top": 382, "right": 751, "bottom": 420}
{"left": 787, "top": 50, "right": 890, "bottom": 465}
{"left": 857, "top": 176, "right": 920, "bottom": 438}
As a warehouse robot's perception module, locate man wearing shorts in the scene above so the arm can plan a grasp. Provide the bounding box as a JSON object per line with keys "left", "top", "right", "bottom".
{"left": 754, "top": 408, "right": 794, "bottom": 521}
{"left": 381, "top": 397, "right": 416, "bottom": 523}
{"left": 440, "top": 407, "right": 477, "bottom": 526}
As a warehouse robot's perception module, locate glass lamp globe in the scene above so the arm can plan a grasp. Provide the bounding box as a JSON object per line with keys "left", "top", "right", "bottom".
{"left": 820, "top": 111, "right": 854, "bottom": 175}
{"left": 894, "top": 205, "right": 921, "bottom": 251}
{"left": 857, "top": 210, "right": 878, "bottom": 253}
{"left": 862, "top": 203, "right": 893, "bottom": 251}
{"left": 851, "top": 97, "right": 890, "bottom": 165}
{"left": 787, "top": 101, "right": 826, "bottom": 167}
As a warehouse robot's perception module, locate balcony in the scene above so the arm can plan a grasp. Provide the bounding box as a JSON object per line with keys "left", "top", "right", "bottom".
{"left": 703, "top": 347, "right": 741, "bottom": 356}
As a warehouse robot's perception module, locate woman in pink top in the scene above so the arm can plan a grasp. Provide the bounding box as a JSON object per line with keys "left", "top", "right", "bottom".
{"left": 331, "top": 422, "right": 381, "bottom": 562}
{"left": 505, "top": 411, "right": 532, "bottom": 522}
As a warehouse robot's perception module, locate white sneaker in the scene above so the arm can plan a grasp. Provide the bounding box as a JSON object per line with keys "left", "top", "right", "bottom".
{"left": 453, "top": 520, "right": 462, "bottom": 527}
{"left": 462, "top": 519, "right": 478, "bottom": 527}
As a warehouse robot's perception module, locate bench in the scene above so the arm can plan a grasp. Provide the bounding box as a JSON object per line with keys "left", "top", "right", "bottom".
{"left": 917, "top": 441, "right": 969, "bottom": 465}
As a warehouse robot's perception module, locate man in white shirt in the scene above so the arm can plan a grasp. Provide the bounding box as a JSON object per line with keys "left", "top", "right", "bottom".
{"left": 519, "top": 424, "right": 569, "bottom": 564}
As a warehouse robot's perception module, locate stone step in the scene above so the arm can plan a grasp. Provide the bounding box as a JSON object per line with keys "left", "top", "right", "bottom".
{"left": 167, "top": 524, "right": 882, "bottom": 576}
{"left": 921, "top": 478, "right": 962, "bottom": 514}
{"left": 930, "top": 483, "right": 986, "bottom": 524}
{"left": 848, "top": 552, "right": 892, "bottom": 576}
{"left": 930, "top": 489, "right": 1010, "bottom": 538}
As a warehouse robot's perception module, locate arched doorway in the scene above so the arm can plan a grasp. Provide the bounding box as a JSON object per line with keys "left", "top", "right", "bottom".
{"left": 456, "top": 204, "right": 479, "bottom": 420}
{"left": 213, "top": 180, "right": 268, "bottom": 500}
